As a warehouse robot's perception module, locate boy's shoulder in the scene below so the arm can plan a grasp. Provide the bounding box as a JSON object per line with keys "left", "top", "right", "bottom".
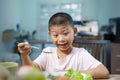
{"left": 73, "top": 47, "right": 89, "bottom": 55}
{"left": 73, "top": 47, "right": 86, "bottom": 52}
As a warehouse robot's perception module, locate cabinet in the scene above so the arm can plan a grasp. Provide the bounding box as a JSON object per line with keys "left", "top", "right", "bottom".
{"left": 111, "top": 43, "right": 120, "bottom": 74}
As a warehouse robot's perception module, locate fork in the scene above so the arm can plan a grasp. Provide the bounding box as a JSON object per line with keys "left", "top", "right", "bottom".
{"left": 31, "top": 46, "right": 52, "bottom": 54}
{"left": 30, "top": 45, "right": 40, "bottom": 50}
{"left": 17, "top": 42, "right": 52, "bottom": 54}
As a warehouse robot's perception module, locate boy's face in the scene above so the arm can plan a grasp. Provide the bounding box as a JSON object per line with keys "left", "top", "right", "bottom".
{"left": 49, "top": 25, "right": 77, "bottom": 53}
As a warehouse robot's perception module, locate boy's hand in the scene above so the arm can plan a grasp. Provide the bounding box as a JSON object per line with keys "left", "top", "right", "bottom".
{"left": 17, "top": 42, "right": 31, "bottom": 56}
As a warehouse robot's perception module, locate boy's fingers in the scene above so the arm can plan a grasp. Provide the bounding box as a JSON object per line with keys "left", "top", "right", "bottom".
{"left": 18, "top": 43, "right": 24, "bottom": 47}
{"left": 23, "top": 45, "right": 31, "bottom": 50}
{"left": 24, "top": 42, "right": 29, "bottom": 45}
{"left": 18, "top": 42, "right": 31, "bottom": 51}
{"left": 18, "top": 42, "right": 29, "bottom": 47}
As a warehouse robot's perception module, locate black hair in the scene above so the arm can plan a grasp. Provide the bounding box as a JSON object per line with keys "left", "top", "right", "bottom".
{"left": 48, "top": 12, "right": 74, "bottom": 31}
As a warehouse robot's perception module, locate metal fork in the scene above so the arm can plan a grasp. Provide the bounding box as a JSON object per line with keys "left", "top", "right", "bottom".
{"left": 30, "top": 45, "right": 52, "bottom": 54}
{"left": 17, "top": 42, "right": 52, "bottom": 54}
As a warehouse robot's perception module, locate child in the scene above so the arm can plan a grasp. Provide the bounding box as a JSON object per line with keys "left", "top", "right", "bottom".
{"left": 18, "top": 12, "right": 109, "bottom": 79}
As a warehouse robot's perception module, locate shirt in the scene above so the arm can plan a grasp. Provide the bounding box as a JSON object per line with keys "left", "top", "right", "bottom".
{"left": 34, "top": 47, "right": 101, "bottom": 75}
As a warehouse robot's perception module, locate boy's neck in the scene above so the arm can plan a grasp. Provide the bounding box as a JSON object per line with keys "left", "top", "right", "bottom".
{"left": 57, "top": 47, "right": 73, "bottom": 59}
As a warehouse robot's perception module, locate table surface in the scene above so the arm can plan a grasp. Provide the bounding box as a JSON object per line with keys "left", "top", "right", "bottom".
{"left": 94, "top": 74, "right": 120, "bottom": 80}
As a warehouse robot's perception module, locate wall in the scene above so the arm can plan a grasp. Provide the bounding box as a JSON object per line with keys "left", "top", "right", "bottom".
{"left": 0, "top": 0, "right": 37, "bottom": 42}
{"left": 20, "top": 0, "right": 37, "bottom": 34}
{"left": 0, "top": 0, "right": 20, "bottom": 42}
{"left": 38, "top": 0, "right": 83, "bottom": 4}
{"left": 1, "top": 0, "right": 120, "bottom": 42}
{"left": 81, "top": 0, "right": 98, "bottom": 20}
{"left": 98, "top": 0, "right": 120, "bottom": 27}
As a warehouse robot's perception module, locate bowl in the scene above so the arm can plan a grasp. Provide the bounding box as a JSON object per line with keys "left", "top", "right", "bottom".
{"left": 0, "top": 62, "right": 19, "bottom": 74}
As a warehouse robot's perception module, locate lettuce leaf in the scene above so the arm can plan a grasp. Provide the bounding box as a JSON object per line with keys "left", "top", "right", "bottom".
{"left": 64, "top": 69, "right": 92, "bottom": 80}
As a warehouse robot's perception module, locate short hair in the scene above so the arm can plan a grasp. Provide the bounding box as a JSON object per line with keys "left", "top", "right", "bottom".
{"left": 48, "top": 12, "right": 74, "bottom": 31}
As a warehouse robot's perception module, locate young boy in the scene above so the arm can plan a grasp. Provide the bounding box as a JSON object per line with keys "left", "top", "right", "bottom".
{"left": 18, "top": 12, "right": 109, "bottom": 79}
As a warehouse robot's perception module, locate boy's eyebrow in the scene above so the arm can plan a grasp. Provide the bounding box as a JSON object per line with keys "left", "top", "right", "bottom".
{"left": 49, "top": 31, "right": 58, "bottom": 34}
{"left": 50, "top": 29, "right": 68, "bottom": 33}
{"left": 50, "top": 30, "right": 57, "bottom": 32}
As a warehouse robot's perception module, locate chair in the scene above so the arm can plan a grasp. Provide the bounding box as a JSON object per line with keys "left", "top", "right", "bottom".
{"left": 73, "top": 40, "right": 111, "bottom": 73}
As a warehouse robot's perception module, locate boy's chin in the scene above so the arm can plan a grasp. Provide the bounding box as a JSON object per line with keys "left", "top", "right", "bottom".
{"left": 58, "top": 46, "right": 72, "bottom": 52}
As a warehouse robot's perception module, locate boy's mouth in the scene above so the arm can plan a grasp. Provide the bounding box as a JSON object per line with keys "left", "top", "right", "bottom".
{"left": 58, "top": 43, "right": 68, "bottom": 48}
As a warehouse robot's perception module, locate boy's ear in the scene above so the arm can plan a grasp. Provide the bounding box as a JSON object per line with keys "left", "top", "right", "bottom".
{"left": 74, "top": 27, "right": 77, "bottom": 34}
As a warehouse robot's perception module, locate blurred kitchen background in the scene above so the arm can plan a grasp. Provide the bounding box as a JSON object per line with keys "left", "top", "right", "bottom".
{"left": 0, "top": 0, "right": 120, "bottom": 73}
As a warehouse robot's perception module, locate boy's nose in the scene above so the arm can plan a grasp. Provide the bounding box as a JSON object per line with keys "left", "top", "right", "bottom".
{"left": 58, "top": 35, "right": 65, "bottom": 42}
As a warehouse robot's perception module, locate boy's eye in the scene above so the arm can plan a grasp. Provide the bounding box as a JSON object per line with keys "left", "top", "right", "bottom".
{"left": 64, "top": 32, "right": 69, "bottom": 35}
{"left": 53, "top": 34, "right": 58, "bottom": 37}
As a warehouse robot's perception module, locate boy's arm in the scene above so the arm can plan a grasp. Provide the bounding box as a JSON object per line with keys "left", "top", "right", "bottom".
{"left": 18, "top": 42, "right": 40, "bottom": 69}
{"left": 20, "top": 52, "right": 40, "bottom": 69}
{"left": 81, "top": 64, "right": 109, "bottom": 79}
{"left": 20, "top": 54, "right": 32, "bottom": 66}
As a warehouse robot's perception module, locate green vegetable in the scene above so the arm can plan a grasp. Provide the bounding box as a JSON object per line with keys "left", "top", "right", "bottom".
{"left": 64, "top": 69, "right": 74, "bottom": 77}
{"left": 85, "top": 73, "right": 92, "bottom": 80}
{"left": 47, "top": 74, "right": 57, "bottom": 80}
{"left": 64, "top": 69, "right": 92, "bottom": 80}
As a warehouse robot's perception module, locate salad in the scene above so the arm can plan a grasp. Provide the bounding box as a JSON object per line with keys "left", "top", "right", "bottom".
{"left": 64, "top": 69, "right": 92, "bottom": 80}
